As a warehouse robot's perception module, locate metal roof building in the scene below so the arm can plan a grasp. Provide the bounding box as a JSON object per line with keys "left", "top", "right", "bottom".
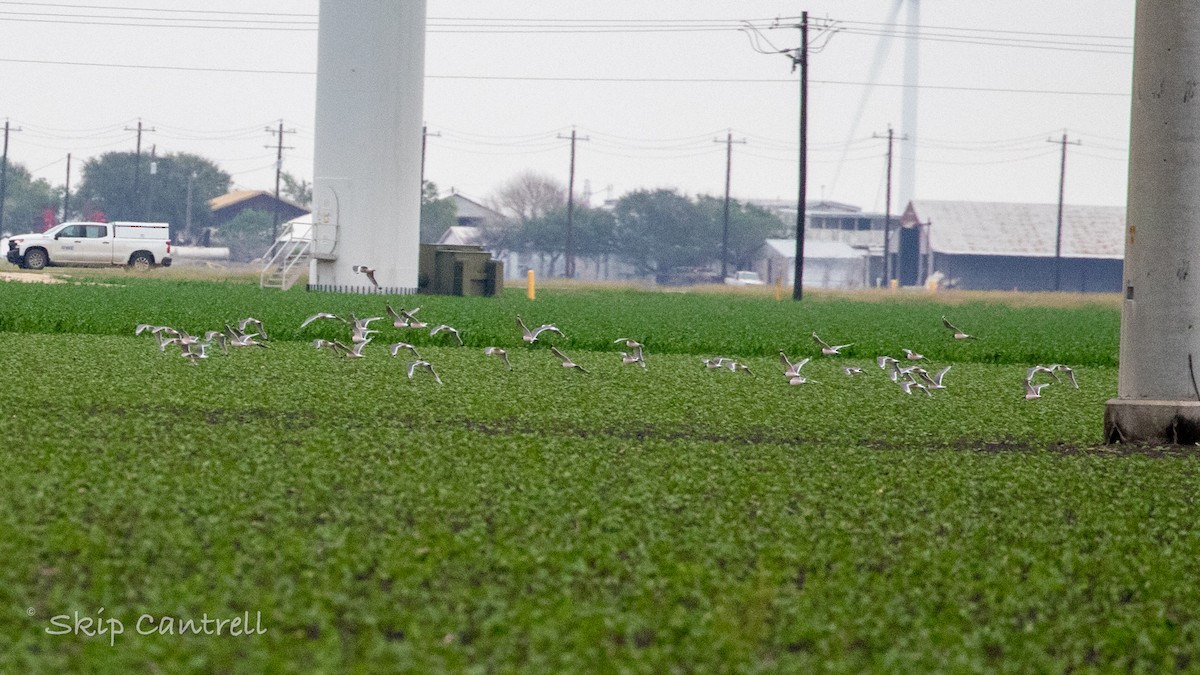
{"left": 208, "top": 190, "right": 310, "bottom": 228}
{"left": 756, "top": 238, "right": 869, "bottom": 289}
{"left": 898, "top": 200, "right": 1125, "bottom": 292}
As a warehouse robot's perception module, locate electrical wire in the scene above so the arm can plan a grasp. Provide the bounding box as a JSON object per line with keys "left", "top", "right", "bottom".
{"left": 0, "top": 1, "right": 316, "bottom": 17}
{"left": 918, "top": 149, "right": 1060, "bottom": 166}
{"left": 834, "top": 26, "right": 1129, "bottom": 56}
{"left": 834, "top": 17, "right": 1131, "bottom": 44}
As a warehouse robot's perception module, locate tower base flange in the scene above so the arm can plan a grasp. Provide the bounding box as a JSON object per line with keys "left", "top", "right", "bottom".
{"left": 1104, "top": 399, "right": 1200, "bottom": 445}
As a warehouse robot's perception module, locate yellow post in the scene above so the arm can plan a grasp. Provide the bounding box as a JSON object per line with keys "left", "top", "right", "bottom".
{"left": 527, "top": 269, "right": 536, "bottom": 300}
{"left": 774, "top": 274, "right": 783, "bottom": 301}
{"left": 889, "top": 278, "right": 899, "bottom": 291}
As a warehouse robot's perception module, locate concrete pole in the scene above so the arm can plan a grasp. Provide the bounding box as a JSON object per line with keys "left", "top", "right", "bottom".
{"left": 882, "top": 127, "right": 895, "bottom": 284}
{"left": 0, "top": 120, "right": 18, "bottom": 234}
{"left": 792, "top": 11, "right": 808, "bottom": 301}
{"left": 1106, "top": 1, "right": 1200, "bottom": 443}
{"left": 565, "top": 128, "right": 577, "bottom": 279}
{"left": 309, "top": 0, "right": 426, "bottom": 295}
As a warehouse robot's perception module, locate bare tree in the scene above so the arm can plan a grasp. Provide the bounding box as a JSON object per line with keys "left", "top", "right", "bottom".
{"left": 489, "top": 170, "right": 566, "bottom": 221}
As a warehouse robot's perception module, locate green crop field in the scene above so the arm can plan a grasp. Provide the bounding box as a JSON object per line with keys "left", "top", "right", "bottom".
{"left": 1, "top": 273, "right": 1197, "bottom": 672}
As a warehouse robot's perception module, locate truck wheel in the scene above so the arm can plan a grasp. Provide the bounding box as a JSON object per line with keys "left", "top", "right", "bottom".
{"left": 129, "top": 252, "right": 153, "bottom": 272}
{"left": 23, "top": 248, "right": 48, "bottom": 270}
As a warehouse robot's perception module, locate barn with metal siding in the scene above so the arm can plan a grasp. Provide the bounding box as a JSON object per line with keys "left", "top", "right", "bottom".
{"left": 897, "top": 200, "right": 1125, "bottom": 292}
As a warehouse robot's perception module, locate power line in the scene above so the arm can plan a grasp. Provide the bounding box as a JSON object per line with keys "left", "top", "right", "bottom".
{"left": 0, "top": 6, "right": 1139, "bottom": 52}
{"left": 917, "top": 149, "right": 1061, "bottom": 166}
{"left": 0, "top": 57, "right": 1133, "bottom": 97}
{"left": 0, "top": 2, "right": 315, "bottom": 17}
{"left": 834, "top": 18, "right": 1131, "bottom": 43}
{"left": 0, "top": 56, "right": 314, "bottom": 75}
{"left": 0, "top": 2, "right": 1129, "bottom": 46}
{"left": 834, "top": 27, "right": 1130, "bottom": 56}
{"left": 0, "top": 15, "right": 315, "bottom": 31}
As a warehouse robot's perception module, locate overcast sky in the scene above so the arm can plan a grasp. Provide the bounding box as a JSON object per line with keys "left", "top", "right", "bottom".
{"left": 0, "top": 1, "right": 1135, "bottom": 216}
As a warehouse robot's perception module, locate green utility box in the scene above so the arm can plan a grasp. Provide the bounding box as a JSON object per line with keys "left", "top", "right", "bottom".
{"left": 418, "top": 244, "right": 504, "bottom": 297}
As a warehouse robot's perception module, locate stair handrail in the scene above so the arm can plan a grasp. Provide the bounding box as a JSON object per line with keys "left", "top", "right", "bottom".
{"left": 259, "top": 231, "right": 311, "bottom": 289}
{"left": 278, "top": 238, "right": 312, "bottom": 291}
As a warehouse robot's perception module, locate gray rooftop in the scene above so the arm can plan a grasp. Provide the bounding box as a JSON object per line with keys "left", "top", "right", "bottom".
{"left": 904, "top": 200, "right": 1126, "bottom": 259}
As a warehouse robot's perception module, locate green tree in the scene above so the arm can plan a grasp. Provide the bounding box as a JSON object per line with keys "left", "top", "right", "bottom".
{"left": 509, "top": 209, "right": 564, "bottom": 275}
{"left": 0, "top": 163, "right": 60, "bottom": 235}
{"left": 74, "top": 151, "right": 230, "bottom": 242}
{"left": 420, "top": 180, "right": 457, "bottom": 244}
{"left": 613, "top": 189, "right": 715, "bottom": 284}
{"left": 213, "top": 208, "right": 274, "bottom": 262}
{"left": 574, "top": 206, "right": 617, "bottom": 259}
{"left": 695, "top": 195, "right": 782, "bottom": 273}
{"left": 499, "top": 206, "right": 617, "bottom": 277}
{"left": 280, "top": 172, "right": 312, "bottom": 207}
{"left": 569, "top": 206, "right": 617, "bottom": 277}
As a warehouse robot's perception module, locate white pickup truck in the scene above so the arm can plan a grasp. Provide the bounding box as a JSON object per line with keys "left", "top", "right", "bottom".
{"left": 724, "top": 270, "right": 765, "bottom": 286}
{"left": 6, "top": 221, "right": 173, "bottom": 271}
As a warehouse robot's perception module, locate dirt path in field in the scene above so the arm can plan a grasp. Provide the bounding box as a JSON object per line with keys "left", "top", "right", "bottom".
{"left": 0, "top": 271, "right": 64, "bottom": 284}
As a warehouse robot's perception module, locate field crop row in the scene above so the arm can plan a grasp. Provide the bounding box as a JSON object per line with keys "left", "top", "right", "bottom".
{"left": 0, "top": 330, "right": 1194, "bottom": 671}
{"left": 0, "top": 332, "right": 1113, "bottom": 447}
{"left": 2, "top": 277, "right": 1187, "bottom": 672}
{"left": 0, "top": 278, "right": 1121, "bottom": 366}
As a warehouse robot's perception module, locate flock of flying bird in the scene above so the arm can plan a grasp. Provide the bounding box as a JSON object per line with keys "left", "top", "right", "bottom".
{"left": 134, "top": 304, "right": 637, "bottom": 383}
{"left": 135, "top": 318, "right": 268, "bottom": 365}
{"left": 696, "top": 316, "right": 1078, "bottom": 400}
{"left": 135, "top": 311, "right": 1077, "bottom": 399}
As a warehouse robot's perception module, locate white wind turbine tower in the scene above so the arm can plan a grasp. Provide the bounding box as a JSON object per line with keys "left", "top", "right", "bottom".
{"left": 827, "top": 0, "right": 920, "bottom": 209}
{"left": 898, "top": 0, "right": 920, "bottom": 208}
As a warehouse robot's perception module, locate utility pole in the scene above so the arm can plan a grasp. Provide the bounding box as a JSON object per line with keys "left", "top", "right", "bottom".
{"left": 0, "top": 119, "right": 21, "bottom": 233}
{"left": 557, "top": 126, "right": 589, "bottom": 278}
{"left": 265, "top": 119, "right": 296, "bottom": 241}
{"left": 750, "top": 12, "right": 834, "bottom": 296}
{"left": 124, "top": 119, "right": 155, "bottom": 219}
{"left": 146, "top": 145, "right": 157, "bottom": 222}
{"left": 62, "top": 153, "right": 71, "bottom": 222}
{"left": 874, "top": 126, "right": 906, "bottom": 285}
{"left": 185, "top": 171, "right": 197, "bottom": 234}
{"left": 792, "top": 11, "right": 809, "bottom": 300}
{"left": 421, "top": 123, "right": 441, "bottom": 188}
{"left": 1048, "top": 131, "right": 1080, "bottom": 292}
{"left": 713, "top": 130, "right": 747, "bottom": 280}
